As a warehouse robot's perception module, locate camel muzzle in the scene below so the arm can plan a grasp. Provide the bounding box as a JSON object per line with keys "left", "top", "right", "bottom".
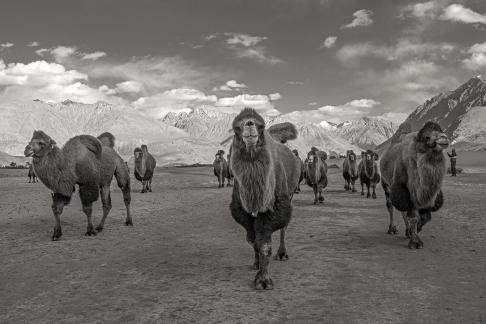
{"left": 24, "top": 145, "right": 34, "bottom": 157}
{"left": 436, "top": 134, "right": 449, "bottom": 149}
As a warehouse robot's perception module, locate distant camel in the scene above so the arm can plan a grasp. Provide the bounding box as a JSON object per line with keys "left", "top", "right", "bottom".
{"left": 213, "top": 150, "right": 231, "bottom": 188}
{"left": 28, "top": 164, "right": 38, "bottom": 183}
{"left": 380, "top": 122, "right": 448, "bottom": 249}
{"left": 305, "top": 149, "right": 328, "bottom": 204}
{"left": 342, "top": 150, "right": 358, "bottom": 192}
{"left": 134, "top": 144, "right": 156, "bottom": 193}
{"left": 292, "top": 149, "right": 305, "bottom": 193}
{"left": 229, "top": 108, "right": 301, "bottom": 290}
{"left": 24, "top": 131, "right": 132, "bottom": 241}
{"left": 359, "top": 149, "right": 380, "bottom": 198}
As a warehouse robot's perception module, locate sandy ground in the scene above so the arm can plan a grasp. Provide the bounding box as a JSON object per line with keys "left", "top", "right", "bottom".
{"left": 1, "top": 164, "right": 485, "bottom": 324}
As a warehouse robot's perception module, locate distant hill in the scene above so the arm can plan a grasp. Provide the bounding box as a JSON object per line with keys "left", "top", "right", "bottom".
{"left": 0, "top": 150, "right": 29, "bottom": 167}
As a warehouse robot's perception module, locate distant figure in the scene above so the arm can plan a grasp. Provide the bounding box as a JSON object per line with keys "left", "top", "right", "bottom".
{"left": 28, "top": 164, "right": 38, "bottom": 183}
{"left": 447, "top": 148, "right": 457, "bottom": 176}
{"left": 292, "top": 149, "right": 305, "bottom": 193}
{"left": 134, "top": 144, "right": 157, "bottom": 193}
{"left": 213, "top": 150, "right": 230, "bottom": 188}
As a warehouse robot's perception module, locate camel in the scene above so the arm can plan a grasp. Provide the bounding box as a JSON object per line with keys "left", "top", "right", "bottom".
{"left": 229, "top": 108, "right": 301, "bottom": 290}
{"left": 342, "top": 150, "right": 358, "bottom": 192}
{"left": 24, "top": 131, "right": 132, "bottom": 241}
{"left": 305, "top": 149, "right": 328, "bottom": 204}
{"left": 380, "top": 121, "right": 449, "bottom": 249}
{"left": 359, "top": 149, "right": 380, "bottom": 198}
{"left": 213, "top": 150, "right": 231, "bottom": 188}
{"left": 27, "top": 163, "right": 38, "bottom": 183}
{"left": 292, "top": 149, "right": 305, "bottom": 193}
{"left": 134, "top": 144, "right": 156, "bottom": 193}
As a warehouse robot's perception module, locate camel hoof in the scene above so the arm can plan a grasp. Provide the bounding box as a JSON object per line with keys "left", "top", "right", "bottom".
{"left": 319, "top": 196, "right": 324, "bottom": 203}
{"left": 222, "top": 184, "right": 225, "bottom": 188}
{"left": 148, "top": 189, "right": 152, "bottom": 192}
{"left": 125, "top": 219, "right": 133, "bottom": 226}
{"left": 85, "top": 226, "right": 97, "bottom": 237}
{"left": 313, "top": 200, "right": 318, "bottom": 205}
{"left": 372, "top": 193, "right": 377, "bottom": 199}
{"left": 405, "top": 228, "right": 412, "bottom": 239}
{"left": 95, "top": 226, "right": 103, "bottom": 232}
{"left": 140, "top": 190, "right": 145, "bottom": 193}
{"left": 387, "top": 225, "right": 398, "bottom": 235}
{"left": 51, "top": 227, "right": 62, "bottom": 241}
{"left": 367, "top": 193, "right": 371, "bottom": 198}
{"left": 361, "top": 192, "right": 364, "bottom": 196}
{"left": 254, "top": 272, "right": 273, "bottom": 290}
{"left": 408, "top": 237, "right": 424, "bottom": 249}
{"left": 274, "top": 249, "right": 289, "bottom": 261}
{"left": 352, "top": 189, "right": 357, "bottom": 193}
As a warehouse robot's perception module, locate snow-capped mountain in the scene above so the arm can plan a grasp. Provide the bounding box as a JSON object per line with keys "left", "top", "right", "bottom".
{"left": 333, "top": 117, "right": 399, "bottom": 150}
{"left": 163, "top": 107, "right": 361, "bottom": 155}
{"left": 380, "top": 75, "right": 486, "bottom": 151}
{"left": 0, "top": 100, "right": 219, "bottom": 165}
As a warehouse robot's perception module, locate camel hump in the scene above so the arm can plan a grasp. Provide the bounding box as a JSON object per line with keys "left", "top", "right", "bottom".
{"left": 78, "top": 135, "right": 102, "bottom": 159}
{"left": 97, "top": 132, "right": 115, "bottom": 148}
{"left": 267, "top": 122, "right": 298, "bottom": 143}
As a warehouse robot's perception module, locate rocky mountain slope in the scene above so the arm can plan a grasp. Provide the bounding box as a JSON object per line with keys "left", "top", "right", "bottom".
{"left": 380, "top": 75, "right": 486, "bottom": 151}
{"left": 333, "top": 117, "right": 398, "bottom": 149}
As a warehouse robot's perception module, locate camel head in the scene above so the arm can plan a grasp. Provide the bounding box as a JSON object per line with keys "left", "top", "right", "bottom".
{"left": 364, "top": 150, "right": 379, "bottom": 161}
{"left": 134, "top": 147, "right": 147, "bottom": 176}
{"left": 307, "top": 150, "right": 319, "bottom": 165}
{"left": 416, "top": 122, "right": 449, "bottom": 153}
{"left": 232, "top": 108, "right": 266, "bottom": 155}
{"left": 292, "top": 149, "right": 299, "bottom": 157}
{"left": 347, "top": 150, "right": 356, "bottom": 161}
{"left": 24, "top": 130, "right": 56, "bottom": 158}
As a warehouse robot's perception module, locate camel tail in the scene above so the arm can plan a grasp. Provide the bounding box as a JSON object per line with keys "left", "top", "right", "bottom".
{"left": 268, "top": 122, "right": 298, "bottom": 143}
{"left": 97, "top": 132, "right": 115, "bottom": 148}
{"left": 78, "top": 135, "right": 102, "bottom": 160}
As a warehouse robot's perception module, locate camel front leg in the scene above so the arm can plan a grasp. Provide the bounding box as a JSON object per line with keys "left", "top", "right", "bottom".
{"left": 274, "top": 225, "right": 289, "bottom": 261}
{"left": 386, "top": 197, "right": 397, "bottom": 234}
{"left": 254, "top": 230, "right": 273, "bottom": 290}
{"left": 407, "top": 209, "right": 423, "bottom": 249}
{"left": 361, "top": 182, "right": 364, "bottom": 196}
{"left": 313, "top": 185, "right": 318, "bottom": 204}
{"left": 366, "top": 183, "right": 371, "bottom": 198}
{"left": 51, "top": 193, "right": 68, "bottom": 241}
{"left": 141, "top": 180, "right": 146, "bottom": 193}
{"left": 402, "top": 211, "right": 411, "bottom": 238}
{"left": 372, "top": 184, "right": 377, "bottom": 199}
{"left": 351, "top": 179, "right": 357, "bottom": 192}
{"left": 318, "top": 188, "right": 324, "bottom": 203}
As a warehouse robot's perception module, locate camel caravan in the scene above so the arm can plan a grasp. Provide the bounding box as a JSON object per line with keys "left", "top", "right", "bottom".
{"left": 23, "top": 107, "right": 450, "bottom": 290}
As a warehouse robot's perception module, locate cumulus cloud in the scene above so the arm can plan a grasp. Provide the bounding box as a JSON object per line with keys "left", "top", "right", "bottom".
{"left": 440, "top": 4, "right": 486, "bottom": 25}
{"left": 27, "top": 41, "right": 39, "bottom": 47}
{"left": 215, "top": 93, "right": 280, "bottom": 116}
{"left": 204, "top": 34, "right": 218, "bottom": 41}
{"left": 341, "top": 9, "right": 374, "bottom": 29}
{"left": 217, "top": 80, "right": 248, "bottom": 91}
{"left": 81, "top": 51, "right": 107, "bottom": 61}
{"left": 400, "top": 1, "right": 446, "bottom": 19}
{"left": 0, "top": 59, "right": 116, "bottom": 104}
{"left": 0, "top": 42, "right": 14, "bottom": 49}
{"left": 321, "top": 36, "right": 337, "bottom": 49}
{"left": 462, "top": 42, "right": 486, "bottom": 70}
{"left": 224, "top": 33, "right": 282, "bottom": 65}
{"left": 35, "top": 48, "right": 48, "bottom": 56}
{"left": 269, "top": 93, "right": 282, "bottom": 101}
{"left": 308, "top": 102, "right": 318, "bottom": 106}
{"left": 50, "top": 46, "right": 77, "bottom": 61}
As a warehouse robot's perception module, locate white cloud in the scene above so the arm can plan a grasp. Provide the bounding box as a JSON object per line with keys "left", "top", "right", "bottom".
{"left": 217, "top": 80, "right": 248, "bottom": 91}
{"left": 463, "top": 42, "right": 486, "bottom": 70}
{"left": 346, "top": 98, "right": 381, "bottom": 108}
{"left": 321, "top": 36, "right": 337, "bottom": 49}
{"left": 204, "top": 34, "right": 217, "bottom": 41}
{"left": 269, "top": 93, "right": 282, "bottom": 101}
{"left": 27, "top": 41, "right": 39, "bottom": 47}
{"left": 336, "top": 39, "right": 455, "bottom": 64}
{"left": 224, "top": 33, "right": 282, "bottom": 65}
{"left": 0, "top": 42, "right": 14, "bottom": 49}
{"left": 308, "top": 102, "right": 318, "bottom": 106}
{"left": 35, "top": 48, "right": 48, "bottom": 56}
{"left": 287, "top": 81, "right": 304, "bottom": 85}
{"left": 440, "top": 4, "right": 486, "bottom": 25}
{"left": 380, "top": 112, "right": 408, "bottom": 125}
{"left": 400, "top": 1, "right": 446, "bottom": 19}
{"left": 215, "top": 93, "right": 280, "bottom": 116}
{"left": 116, "top": 80, "right": 144, "bottom": 93}
{"left": 341, "top": 9, "right": 374, "bottom": 29}
{"left": 50, "top": 46, "right": 77, "bottom": 61}
{"left": 81, "top": 51, "right": 107, "bottom": 61}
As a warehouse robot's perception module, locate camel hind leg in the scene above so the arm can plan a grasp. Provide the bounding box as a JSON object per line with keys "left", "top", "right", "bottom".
{"left": 372, "top": 183, "right": 377, "bottom": 199}
{"left": 114, "top": 166, "right": 132, "bottom": 226}
{"left": 79, "top": 183, "right": 99, "bottom": 236}
{"left": 148, "top": 178, "right": 153, "bottom": 192}
{"left": 51, "top": 193, "right": 71, "bottom": 241}
{"left": 383, "top": 182, "right": 398, "bottom": 235}
{"left": 275, "top": 225, "right": 289, "bottom": 261}
{"left": 95, "top": 184, "right": 112, "bottom": 232}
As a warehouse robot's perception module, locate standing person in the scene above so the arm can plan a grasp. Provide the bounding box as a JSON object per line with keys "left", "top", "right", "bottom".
{"left": 447, "top": 148, "right": 457, "bottom": 176}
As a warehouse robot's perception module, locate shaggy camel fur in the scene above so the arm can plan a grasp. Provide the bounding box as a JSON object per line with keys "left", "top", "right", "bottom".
{"left": 28, "top": 163, "right": 38, "bottom": 183}
{"left": 292, "top": 149, "right": 305, "bottom": 193}
{"left": 213, "top": 150, "right": 231, "bottom": 188}
{"left": 24, "top": 131, "right": 132, "bottom": 241}
{"left": 229, "top": 108, "right": 301, "bottom": 290}
{"left": 359, "top": 149, "right": 380, "bottom": 198}
{"left": 380, "top": 121, "right": 448, "bottom": 249}
{"left": 305, "top": 150, "right": 328, "bottom": 204}
{"left": 134, "top": 144, "right": 156, "bottom": 193}
{"left": 343, "top": 150, "right": 358, "bottom": 192}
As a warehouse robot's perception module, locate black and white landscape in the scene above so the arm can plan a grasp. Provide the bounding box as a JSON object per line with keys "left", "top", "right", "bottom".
{"left": 1, "top": 0, "right": 486, "bottom": 323}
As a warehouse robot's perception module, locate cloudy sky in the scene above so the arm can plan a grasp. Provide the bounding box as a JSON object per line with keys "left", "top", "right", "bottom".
{"left": 0, "top": 0, "right": 485, "bottom": 123}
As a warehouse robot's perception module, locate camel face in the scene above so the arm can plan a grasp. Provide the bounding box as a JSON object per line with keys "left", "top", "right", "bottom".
{"left": 417, "top": 121, "right": 449, "bottom": 152}
{"left": 24, "top": 131, "right": 55, "bottom": 157}
{"left": 239, "top": 118, "right": 263, "bottom": 149}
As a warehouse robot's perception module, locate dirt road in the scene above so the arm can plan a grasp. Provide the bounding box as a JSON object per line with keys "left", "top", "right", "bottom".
{"left": 1, "top": 166, "right": 485, "bottom": 323}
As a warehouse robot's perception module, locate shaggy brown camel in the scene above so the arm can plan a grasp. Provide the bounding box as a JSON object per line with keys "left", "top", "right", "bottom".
{"left": 342, "top": 150, "right": 358, "bottom": 192}
{"left": 24, "top": 131, "right": 132, "bottom": 241}
{"left": 213, "top": 150, "right": 231, "bottom": 188}
{"left": 380, "top": 121, "right": 448, "bottom": 249}
{"left": 305, "top": 149, "right": 328, "bottom": 204}
{"left": 359, "top": 149, "right": 380, "bottom": 198}
{"left": 292, "top": 149, "right": 305, "bottom": 193}
{"left": 27, "top": 163, "right": 38, "bottom": 183}
{"left": 134, "top": 144, "right": 156, "bottom": 193}
{"left": 229, "top": 108, "right": 301, "bottom": 290}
